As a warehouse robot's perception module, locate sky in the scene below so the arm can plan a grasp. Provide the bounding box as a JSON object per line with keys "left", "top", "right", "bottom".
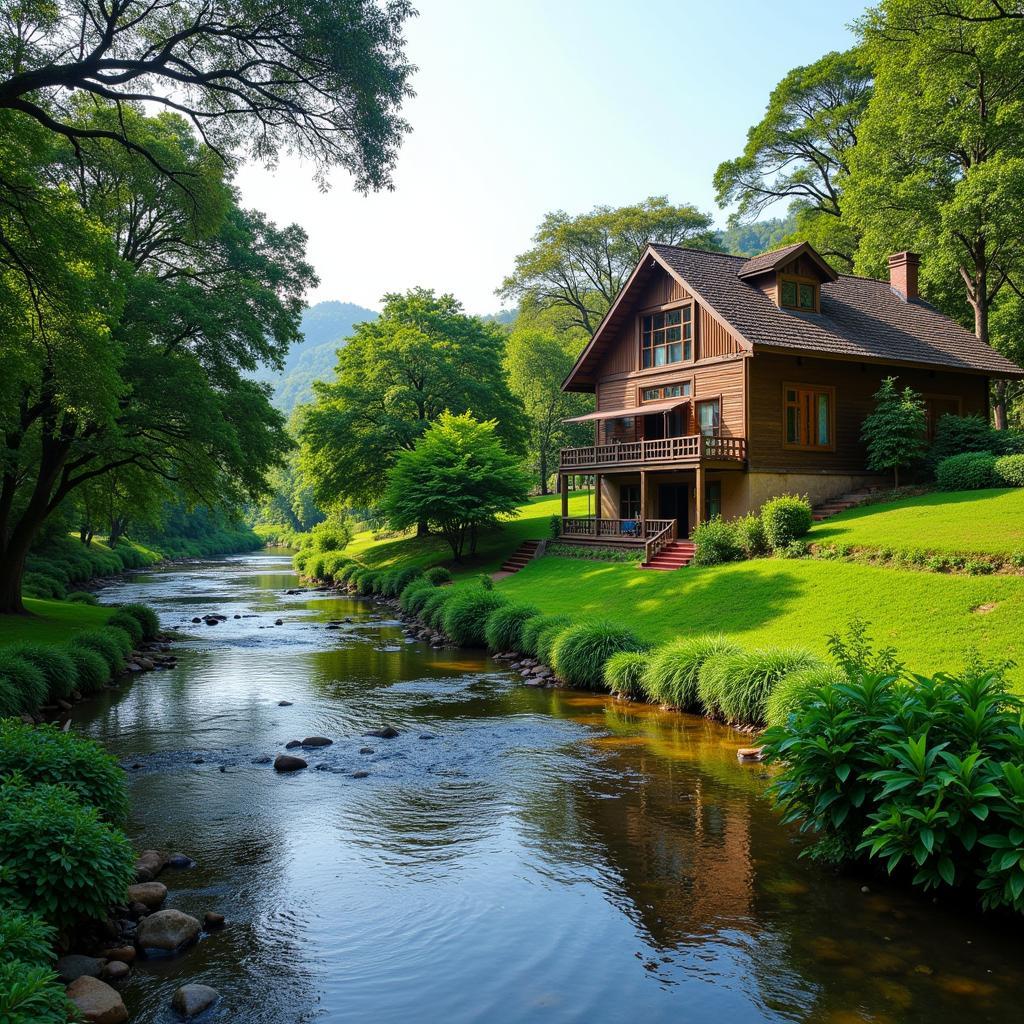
{"left": 235, "top": 0, "right": 867, "bottom": 316}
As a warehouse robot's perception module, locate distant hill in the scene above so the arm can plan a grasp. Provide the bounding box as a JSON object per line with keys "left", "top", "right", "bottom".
{"left": 261, "top": 300, "right": 378, "bottom": 413}
{"left": 715, "top": 214, "right": 798, "bottom": 257}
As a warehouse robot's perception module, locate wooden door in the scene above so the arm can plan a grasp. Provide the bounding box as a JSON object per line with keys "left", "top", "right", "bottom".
{"left": 658, "top": 483, "right": 690, "bottom": 537}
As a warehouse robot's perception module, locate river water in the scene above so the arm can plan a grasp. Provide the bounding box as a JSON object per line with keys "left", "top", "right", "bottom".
{"left": 73, "top": 551, "right": 1024, "bottom": 1024}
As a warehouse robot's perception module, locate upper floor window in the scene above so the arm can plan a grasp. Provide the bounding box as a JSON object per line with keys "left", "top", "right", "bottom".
{"left": 697, "top": 398, "right": 721, "bottom": 437}
{"left": 641, "top": 381, "right": 692, "bottom": 403}
{"left": 641, "top": 305, "right": 693, "bottom": 368}
{"left": 780, "top": 275, "right": 818, "bottom": 312}
{"left": 784, "top": 383, "right": 834, "bottom": 450}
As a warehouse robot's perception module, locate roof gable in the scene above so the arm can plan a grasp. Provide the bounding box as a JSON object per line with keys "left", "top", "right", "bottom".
{"left": 737, "top": 241, "right": 838, "bottom": 282}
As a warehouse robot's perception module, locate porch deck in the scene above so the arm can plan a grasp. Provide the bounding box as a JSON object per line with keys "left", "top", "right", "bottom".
{"left": 558, "top": 517, "right": 679, "bottom": 562}
{"left": 559, "top": 434, "right": 746, "bottom": 471}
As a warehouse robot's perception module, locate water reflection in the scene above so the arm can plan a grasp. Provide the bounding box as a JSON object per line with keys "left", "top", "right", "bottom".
{"left": 72, "top": 553, "right": 1024, "bottom": 1024}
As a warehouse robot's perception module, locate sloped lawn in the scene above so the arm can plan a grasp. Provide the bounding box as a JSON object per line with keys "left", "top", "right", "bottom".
{"left": 0, "top": 599, "right": 114, "bottom": 646}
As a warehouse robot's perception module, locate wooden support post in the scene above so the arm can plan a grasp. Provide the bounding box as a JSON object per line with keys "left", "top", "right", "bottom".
{"left": 694, "top": 465, "right": 705, "bottom": 528}
{"left": 595, "top": 474, "right": 602, "bottom": 519}
{"left": 640, "top": 470, "right": 647, "bottom": 537}
{"left": 560, "top": 475, "right": 568, "bottom": 521}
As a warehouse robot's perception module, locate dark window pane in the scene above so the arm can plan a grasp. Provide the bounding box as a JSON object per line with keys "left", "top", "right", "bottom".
{"left": 786, "top": 406, "right": 800, "bottom": 443}
{"left": 665, "top": 309, "right": 681, "bottom": 325}
{"left": 668, "top": 343, "right": 682, "bottom": 363}
{"left": 666, "top": 325, "right": 681, "bottom": 342}
{"left": 653, "top": 313, "right": 665, "bottom": 330}
{"left": 799, "top": 284, "right": 815, "bottom": 309}
{"left": 642, "top": 316, "right": 652, "bottom": 331}
{"left": 642, "top": 349, "right": 652, "bottom": 368}
{"left": 781, "top": 280, "right": 797, "bottom": 307}
{"left": 682, "top": 305, "right": 692, "bottom": 322}
{"left": 683, "top": 340, "right": 692, "bottom": 361}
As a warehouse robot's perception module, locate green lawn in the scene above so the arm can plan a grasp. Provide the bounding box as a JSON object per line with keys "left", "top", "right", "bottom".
{"left": 496, "top": 556, "right": 1024, "bottom": 685}
{"left": 810, "top": 487, "right": 1024, "bottom": 557}
{"left": 0, "top": 598, "right": 113, "bottom": 647}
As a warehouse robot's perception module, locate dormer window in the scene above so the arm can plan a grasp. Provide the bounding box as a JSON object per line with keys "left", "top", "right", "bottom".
{"left": 641, "top": 304, "right": 692, "bottom": 368}
{"left": 780, "top": 275, "right": 819, "bottom": 312}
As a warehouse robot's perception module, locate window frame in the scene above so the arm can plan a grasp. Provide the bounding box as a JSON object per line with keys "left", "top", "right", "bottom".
{"left": 696, "top": 397, "right": 722, "bottom": 437}
{"left": 782, "top": 382, "right": 836, "bottom": 452}
{"left": 778, "top": 273, "right": 820, "bottom": 313}
{"left": 619, "top": 484, "right": 642, "bottom": 521}
{"left": 638, "top": 379, "right": 693, "bottom": 404}
{"left": 637, "top": 301, "right": 695, "bottom": 371}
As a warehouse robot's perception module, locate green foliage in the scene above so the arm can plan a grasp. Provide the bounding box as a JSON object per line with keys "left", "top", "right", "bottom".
{"left": 734, "top": 513, "right": 768, "bottom": 557}
{"left": 3, "top": 645, "right": 77, "bottom": 702}
{"left": 929, "top": 414, "right": 999, "bottom": 468}
{"left": 936, "top": 452, "right": 999, "bottom": 491}
{"left": 549, "top": 514, "right": 562, "bottom": 540}
{"left": 0, "top": 720, "right": 128, "bottom": 824}
{"left": 442, "top": 589, "right": 508, "bottom": 647}
{"left": 760, "top": 494, "right": 813, "bottom": 549}
{"left": 827, "top": 617, "right": 903, "bottom": 679}
{"left": 550, "top": 620, "right": 645, "bottom": 690}
{"left": 520, "top": 614, "right": 571, "bottom": 660}
{"left": 699, "top": 648, "right": 822, "bottom": 725}
{"left": 534, "top": 621, "right": 572, "bottom": 665}
{"left": 0, "top": 960, "right": 69, "bottom": 1024}
{"left": 484, "top": 603, "right": 540, "bottom": 653}
{"left": 116, "top": 603, "right": 160, "bottom": 639}
{"left": 860, "top": 377, "right": 927, "bottom": 485}
{"left": 0, "top": 780, "right": 134, "bottom": 928}
{"left": 0, "top": 903, "right": 56, "bottom": 966}
{"left": 691, "top": 517, "right": 743, "bottom": 566}
{"left": 62, "top": 644, "right": 110, "bottom": 694}
{"left": 305, "top": 518, "right": 354, "bottom": 553}
{"left": 65, "top": 591, "right": 98, "bottom": 605}
{"left": 399, "top": 579, "right": 433, "bottom": 614}
{"left": 107, "top": 610, "right": 143, "bottom": 645}
{"left": 476, "top": 573, "right": 494, "bottom": 591}
{"left": 421, "top": 588, "right": 457, "bottom": 631}
{"left": 995, "top": 454, "right": 1024, "bottom": 487}
{"left": 423, "top": 566, "right": 453, "bottom": 586}
{"left": 642, "top": 635, "right": 741, "bottom": 711}
{"left": 545, "top": 543, "right": 642, "bottom": 563}
{"left": 73, "top": 628, "right": 128, "bottom": 673}
{"left": 0, "top": 653, "right": 48, "bottom": 716}
{"left": 381, "top": 412, "right": 531, "bottom": 560}
{"left": 603, "top": 650, "right": 651, "bottom": 700}
{"left": 764, "top": 665, "right": 845, "bottom": 729}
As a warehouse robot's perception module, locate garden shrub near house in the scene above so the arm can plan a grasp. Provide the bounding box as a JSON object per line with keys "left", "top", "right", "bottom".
{"left": 735, "top": 513, "right": 768, "bottom": 557}
{"left": 936, "top": 452, "right": 999, "bottom": 490}
{"left": 995, "top": 454, "right": 1024, "bottom": 487}
{"left": 484, "top": 603, "right": 540, "bottom": 653}
{"left": 603, "top": 651, "right": 651, "bottom": 699}
{"left": 550, "top": 621, "right": 645, "bottom": 690}
{"left": 520, "top": 614, "right": 571, "bottom": 660}
{"left": 699, "top": 647, "right": 822, "bottom": 725}
{"left": 691, "top": 517, "right": 743, "bottom": 566}
{"left": 642, "top": 635, "right": 741, "bottom": 711}
{"left": 760, "top": 495, "right": 813, "bottom": 550}
{"left": 442, "top": 589, "right": 508, "bottom": 647}
{"left": 928, "top": 413, "right": 997, "bottom": 467}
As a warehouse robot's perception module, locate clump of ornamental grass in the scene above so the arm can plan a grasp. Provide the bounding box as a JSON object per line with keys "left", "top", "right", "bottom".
{"left": 550, "top": 620, "right": 646, "bottom": 690}
{"left": 484, "top": 603, "right": 540, "bottom": 653}
{"left": 399, "top": 578, "right": 434, "bottom": 614}
{"left": 0, "top": 653, "right": 48, "bottom": 716}
{"left": 520, "top": 615, "right": 571, "bottom": 660}
{"left": 442, "top": 589, "right": 508, "bottom": 647}
{"left": 603, "top": 651, "right": 651, "bottom": 700}
{"left": 73, "top": 627, "right": 130, "bottom": 674}
{"left": 117, "top": 602, "right": 160, "bottom": 639}
{"left": 641, "top": 635, "right": 741, "bottom": 711}
{"left": 763, "top": 665, "right": 846, "bottom": 729}
{"left": 4, "top": 645, "right": 78, "bottom": 702}
{"left": 699, "top": 648, "right": 823, "bottom": 726}
{"left": 421, "top": 588, "right": 457, "bottom": 630}
{"left": 107, "top": 610, "right": 143, "bottom": 645}
{"left": 424, "top": 566, "right": 453, "bottom": 586}
{"left": 62, "top": 645, "right": 110, "bottom": 695}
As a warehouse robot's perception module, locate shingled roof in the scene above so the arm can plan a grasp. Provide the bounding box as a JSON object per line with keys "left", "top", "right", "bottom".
{"left": 737, "top": 240, "right": 838, "bottom": 281}
{"left": 647, "top": 244, "right": 1022, "bottom": 378}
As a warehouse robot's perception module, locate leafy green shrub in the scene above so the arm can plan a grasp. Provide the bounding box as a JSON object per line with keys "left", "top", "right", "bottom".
{"left": 378, "top": 570, "right": 401, "bottom": 597}
{"left": 73, "top": 628, "right": 127, "bottom": 673}
{"left": 763, "top": 665, "right": 845, "bottom": 729}
{"left": 62, "top": 644, "right": 110, "bottom": 694}
{"left": 735, "top": 513, "right": 768, "bottom": 557}
{"left": 0, "top": 903, "right": 55, "bottom": 966}
{"left": 534, "top": 621, "right": 572, "bottom": 664}
{"left": 65, "top": 591, "right": 98, "bottom": 605}
{"left": 928, "top": 413, "right": 997, "bottom": 467}
{"left": 520, "top": 614, "right": 571, "bottom": 660}
{"left": 421, "top": 588, "right": 457, "bottom": 630}
{"left": 691, "top": 517, "right": 743, "bottom": 566}
{"left": 484, "top": 603, "right": 540, "bottom": 653}
{"left": 21, "top": 572, "right": 66, "bottom": 600}
{"left": 0, "top": 720, "right": 129, "bottom": 824}
{"left": 392, "top": 565, "right": 426, "bottom": 595}
{"left": 424, "top": 566, "right": 453, "bottom": 586}
{"left": 699, "top": 648, "right": 821, "bottom": 725}
{"left": 760, "top": 495, "right": 813, "bottom": 549}
{"left": 0, "top": 960, "right": 69, "bottom": 1024}
{"left": 117, "top": 602, "right": 160, "bottom": 639}
{"left": 4, "top": 645, "right": 77, "bottom": 702}
{"left": 642, "top": 635, "right": 741, "bottom": 711}
{"left": 107, "top": 610, "right": 143, "bottom": 645}
{"left": 603, "top": 651, "right": 651, "bottom": 699}
{"left": 0, "top": 781, "right": 134, "bottom": 928}
{"left": 0, "top": 653, "right": 48, "bottom": 716}
{"left": 995, "top": 453, "right": 1024, "bottom": 487}
{"left": 550, "top": 620, "right": 645, "bottom": 690}
{"left": 399, "top": 578, "right": 433, "bottom": 614}
{"left": 936, "top": 451, "right": 999, "bottom": 490}
{"left": 549, "top": 514, "right": 562, "bottom": 539}
{"left": 476, "top": 573, "right": 494, "bottom": 591}
{"left": 442, "top": 589, "right": 508, "bottom": 647}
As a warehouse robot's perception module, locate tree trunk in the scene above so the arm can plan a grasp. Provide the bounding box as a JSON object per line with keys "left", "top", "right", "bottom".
{"left": 894, "top": 465, "right": 900, "bottom": 489}
{"left": 417, "top": 520, "right": 429, "bottom": 537}
{"left": 970, "top": 272, "right": 1006, "bottom": 429}
{"left": 0, "top": 544, "right": 30, "bottom": 614}
{"left": 993, "top": 379, "right": 1008, "bottom": 431}
{"left": 538, "top": 449, "right": 549, "bottom": 495}
{"left": 109, "top": 516, "right": 127, "bottom": 547}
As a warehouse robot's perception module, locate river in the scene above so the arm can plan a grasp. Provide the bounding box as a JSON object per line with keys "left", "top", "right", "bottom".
{"left": 72, "top": 550, "right": 1024, "bottom": 1023}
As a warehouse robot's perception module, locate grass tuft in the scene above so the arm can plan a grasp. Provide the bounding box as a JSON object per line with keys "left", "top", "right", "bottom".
{"left": 641, "top": 635, "right": 741, "bottom": 711}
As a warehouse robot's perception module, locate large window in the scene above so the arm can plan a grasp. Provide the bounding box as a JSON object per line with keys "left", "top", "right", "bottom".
{"left": 641, "top": 305, "right": 693, "bottom": 368}
{"left": 784, "top": 384, "right": 834, "bottom": 450}
{"left": 620, "top": 484, "right": 641, "bottom": 520}
{"left": 697, "top": 398, "right": 721, "bottom": 436}
{"left": 705, "top": 481, "right": 722, "bottom": 520}
{"left": 780, "top": 275, "right": 818, "bottom": 312}
{"left": 641, "top": 381, "right": 692, "bottom": 403}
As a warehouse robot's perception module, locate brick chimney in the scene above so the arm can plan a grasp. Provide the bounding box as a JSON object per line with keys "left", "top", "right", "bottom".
{"left": 888, "top": 251, "right": 920, "bottom": 302}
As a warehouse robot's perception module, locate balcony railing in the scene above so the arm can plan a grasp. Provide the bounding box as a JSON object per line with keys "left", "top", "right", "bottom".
{"left": 560, "top": 517, "right": 674, "bottom": 541}
{"left": 559, "top": 434, "right": 746, "bottom": 470}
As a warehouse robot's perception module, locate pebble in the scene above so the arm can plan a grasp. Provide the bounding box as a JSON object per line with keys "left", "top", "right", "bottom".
{"left": 101, "top": 960, "right": 130, "bottom": 984}
{"left": 101, "top": 947, "right": 136, "bottom": 964}
{"left": 352, "top": 770, "right": 370, "bottom": 779}
{"left": 278, "top": 700, "right": 293, "bottom": 706}
{"left": 274, "top": 618, "right": 284, "bottom": 626}
{"left": 166, "top": 853, "right": 194, "bottom": 869}
{"left": 364, "top": 725, "right": 400, "bottom": 739}
{"left": 301, "top": 735, "right": 332, "bottom": 747}
{"left": 56, "top": 955, "right": 106, "bottom": 984}
{"left": 359, "top": 747, "right": 374, "bottom": 754}
{"left": 284, "top": 739, "right": 302, "bottom": 749}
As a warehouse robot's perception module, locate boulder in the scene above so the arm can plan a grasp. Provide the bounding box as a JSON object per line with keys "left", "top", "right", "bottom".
{"left": 127, "top": 881, "right": 167, "bottom": 910}
{"left": 100, "top": 946, "right": 136, "bottom": 964}
{"left": 284, "top": 739, "right": 302, "bottom": 749}
{"left": 273, "top": 754, "right": 307, "bottom": 772}
{"left": 359, "top": 747, "right": 374, "bottom": 754}
{"left": 351, "top": 770, "right": 369, "bottom": 779}
{"left": 56, "top": 954, "right": 106, "bottom": 984}
{"left": 166, "top": 853, "right": 194, "bottom": 869}
{"left": 135, "top": 909, "right": 201, "bottom": 955}
{"left": 172, "top": 984, "right": 220, "bottom": 1019}
{"left": 364, "top": 725, "right": 400, "bottom": 739}
{"left": 301, "top": 736, "right": 332, "bottom": 748}
{"left": 274, "top": 618, "right": 284, "bottom": 626}
{"left": 101, "top": 960, "right": 130, "bottom": 984}
{"left": 736, "top": 746, "right": 764, "bottom": 762}
{"left": 277, "top": 700, "right": 293, "bottom": 706}
{"left": 203, "top": 911, "right": 225, "bottom": 929}
{"left": 65, "top": 976, "right": 128, "bottom": 1024}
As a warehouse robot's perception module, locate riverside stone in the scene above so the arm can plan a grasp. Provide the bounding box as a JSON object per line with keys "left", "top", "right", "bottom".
{"left": 301, "top": 736, "right": 332, "bottom": 747}
{"left": 135, "top": 909, "right": 201, "bottom": 954}
{"left": 203, "top": 911, "right": 225, "bottom": 929}
{"left": 364, "top": 725, "right": 399, "bottom": 738}
{"left": 101, "top": 960, "right": 130, "bottom": 984}
{"left": 274, "top": 753, "right": 308, "bottom": 772}
{"left": 66, "top": 976, "right": 128, "bottom": 1024}
{"left": 127, "top": 881, "right": 167, "bottom": 910}
{"left": 172, "top": 984, "right": 220, "bottom": 1019}
{"left": 56, "top": 955, "right": 105, "bottom": 984}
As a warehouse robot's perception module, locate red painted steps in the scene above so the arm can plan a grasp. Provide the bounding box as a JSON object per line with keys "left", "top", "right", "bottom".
{"left": 500, "top": 539, "right": 542, "bottom": 574}
{"left": 640, "top": 540, "right": 696, "bottom": 571}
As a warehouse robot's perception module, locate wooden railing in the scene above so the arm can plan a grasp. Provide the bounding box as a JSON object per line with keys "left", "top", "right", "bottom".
{"left": 560, "top": 517, "right": 674, "bottom": 541}
{"left": 559, "top": 434, "right": 746, "bottom": 470}
{"left": 644, "top": 520, "right": 678, "bottom": 564}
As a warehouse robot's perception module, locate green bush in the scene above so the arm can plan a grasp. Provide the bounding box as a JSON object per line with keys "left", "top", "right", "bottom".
{"left": 735, "top": 513, "right": 768, "bottom": 557}
{"left": 484, "top": 603, "right": 540, "bottom": 653}
{"left": 421, "top": 588, "right": 457, "bottom": 630}
{"left": 642, "top": 635, "right": 741, "bottom": 711}
{"left": 442, "top": 589, "right": 508, "bottom": 647}
{"left": 62, "top": 644, "right": 110, "bottom": 694}
{"left": 550, "top": 620, "right": 645, "bottom": 690}
{"left": 65, "top": 591, "right": 98, "bottom": 605}
{"left": 534, "top": 621, "right": 572, "bottom": 664}
{"left": 476, "top": 573, "right": 494, "bottom": 591}
{"left": 424, "top": 566, "right": 453, "bottom": 586}
{"left": 691, "top": 517, "right": 743, "bottom": 566}
{"left": 107, "top": 610, "right": 143, "bottom": 645}
{"left": 520, "top": 614, "right": 571, "bottom": 660}
{"left": 21, "top": 572, "right": 65, "bottom": 600}
{"left": 0, "top": 903, "right": 55, "bottom": 966}
{"left": 117, "top": 602, "right": 160, "bottom": 639}
{"left": 4, "top": 645, "right": 77, "bottom": 702}
{"left": 0, "top": 960, "right": 69, "bottom": 1024}
{"left": 392, "top": 565, "right": 426, "bottom": 595}
{"left": 699, "top": 647, "right": 822, "bottom": 725}
{"left": 399, "top": 578, "right": 433, "bottom": 614}
{"left": 378, "top": 570, "right": 401, "bottom": 597}
{"left": 603, "top": 651, "right": 651, "bottom": 699}
{"left": 928, "top": 413, "right": 997, "bottom": 467}
{"left": 995, "top": 453, "right": 1024, "bottom": 487}
{"left": 0, "top": 780, "right": 134, "bottom": 928}
{"left": 935, "top": 451, "right": 999, "bottom": 490}
{"left": 763, "top": 664, "right": 845, "bottom": 729}
{"left": 0, "top": 653, "right": 48, "bottom": 716}
{"left": 73, "top": 628, "right": 127, "bottom": 673}
{"left": 337, "top": 561, "right": 362, "bottom": 583}
{"left": 0, "top": 720, "right": 129, "bottom": 824}
{"left": 760, "top": 495, "right": 813, "bottom": 549}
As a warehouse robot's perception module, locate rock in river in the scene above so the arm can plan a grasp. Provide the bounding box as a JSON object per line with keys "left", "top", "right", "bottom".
{"left": 135, "top": 908, "right": 201, "bottom": 955}
{"left": 203, "top": 911, "right": 225, "bottom": 929}
{"left": 172, "top": 984, "right": 220, "bottom": 1019}
{"left": 301, "top": 735, "right": 332, "bottom": 747}
{"left": 56, "top": 954, "right": 105, "bottom": 984}
{"left": 65, "top": 976, "right": 128, "bottom": 1024}
{"left": 274, "top": 753, "right": 308, "bottom": 772}
{"left": 126, "top": 881, "right": 167, "bottom": 910}
{"left": 134, "top": 848, "right": 166, "bottom": 881}
{"left": 101, "top": 959, "right": 130, "bottom": 984}
{"left": 364, "top": 725, "right": 400, "bottom": 738}
{"left": 284, "top": 739, "right": 302, "bottom": 749}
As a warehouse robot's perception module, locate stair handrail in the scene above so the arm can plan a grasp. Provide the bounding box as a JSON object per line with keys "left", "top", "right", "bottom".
{"left": 643, "top": 520, "right": 677, "bottom": 564}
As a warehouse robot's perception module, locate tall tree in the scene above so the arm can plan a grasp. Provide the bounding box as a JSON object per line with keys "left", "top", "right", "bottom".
{"left": 299, "top": 289, "right": 528, "bottom": 520}
{"left": 846, "top": 1, "right": 1024, "bottom": 427}
{"left": 0, "top": 0, "right": 414, "bottom": 189}
{"left": 714, "top": 49, "right": 873, "bottom": 269}
{"left": 498, "top": 197, "right": 720, "bottom": 335}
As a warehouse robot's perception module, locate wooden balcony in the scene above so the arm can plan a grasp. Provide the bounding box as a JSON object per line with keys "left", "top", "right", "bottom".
{"left": 558, "top": 517, "right": 678, "bottom": 562}
{"left": 559, "top": 434, "right": 746, "bottom": 471}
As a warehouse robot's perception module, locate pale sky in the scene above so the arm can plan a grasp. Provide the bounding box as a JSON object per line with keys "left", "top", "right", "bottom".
{"left": 235, "top": 0, "right": 865, "bottom": 316}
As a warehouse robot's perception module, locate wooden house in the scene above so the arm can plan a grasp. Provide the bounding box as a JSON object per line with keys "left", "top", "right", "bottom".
{"left": 557, "top": 241, "right": 1023, "bottom": 565}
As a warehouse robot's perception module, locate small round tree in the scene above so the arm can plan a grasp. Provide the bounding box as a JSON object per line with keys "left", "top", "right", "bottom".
{"left": 860, "top": 377, "right": 927, "bottom": 487}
